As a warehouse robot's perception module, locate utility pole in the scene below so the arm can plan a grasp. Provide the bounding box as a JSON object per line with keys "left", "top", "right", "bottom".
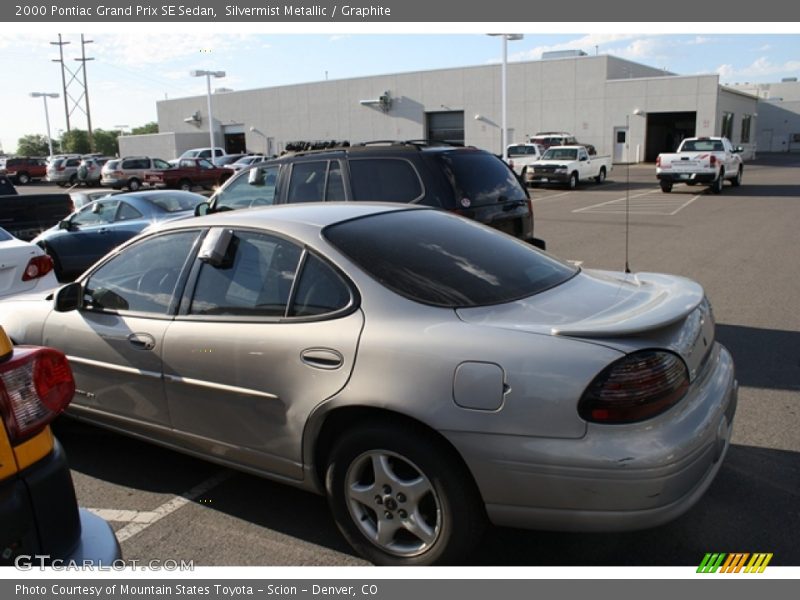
{"left": 75, "top": 35, "right": 95, "bottom": 152}
{"left": 50, "top": 34, "right": 71, "bottom": 132}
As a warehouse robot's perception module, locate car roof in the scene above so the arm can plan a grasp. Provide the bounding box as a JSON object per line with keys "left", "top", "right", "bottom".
{"left": 157, "top": 202, "right": 425, "bottom": 233}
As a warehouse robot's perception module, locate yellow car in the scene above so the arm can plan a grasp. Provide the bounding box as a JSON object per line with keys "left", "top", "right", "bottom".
{"left": 0, "top": 326, "right": 120, "bottom": 567}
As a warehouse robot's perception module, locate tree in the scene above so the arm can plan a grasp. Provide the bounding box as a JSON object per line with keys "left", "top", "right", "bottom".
{"left": 131, "top": 122, "right": 158, "bottom": 135}
{"left": 93, "top": 129, "right": 120, "bottom": 156}
{"left": 61, "top": 129, "right": 91, "bottom": 154}
{"left": 16, "top": 134, "right": 50, "bottom": 156}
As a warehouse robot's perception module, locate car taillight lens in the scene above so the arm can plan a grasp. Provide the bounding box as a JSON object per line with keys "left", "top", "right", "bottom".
{"left": 656, "top": 156, "right": 661, "bottom": 167}
{"left": 709, "top": 155, "right": 717, "bottom": 166}
{"left": 578, "top": 350, "right": 689, "bottom": 424}
{"left": 22, "top": 255, "right": 54, "bottom": 281}
{"left": 0, "top": 347, "right": 75, "bottom": 444}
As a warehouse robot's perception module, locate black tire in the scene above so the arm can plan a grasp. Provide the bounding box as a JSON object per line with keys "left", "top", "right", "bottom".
{"left": 128, "top": 178, "right": 141, "bottom": 191}
{"left": 17, "top": 172, "right": 31, "bottom": 185}
{"left": 711, "top": 169, "right": 724, "bottom": 194}
{"left": 660, "top": 180, "right": 673, "bottom": 193}
{"left": 325, "top": 422, "right": 485, "bottom": 566}
{"left": 731, "top": 167, "right": 743, "bottom": 187}
{"left": 594, "top": 167, "right": 606, "bottom": 184}
{"left": 178, "top": 179, "right": 193, "bottom": 191}
{"left": 568, "top": 172, "right": 578, "bottom": 189}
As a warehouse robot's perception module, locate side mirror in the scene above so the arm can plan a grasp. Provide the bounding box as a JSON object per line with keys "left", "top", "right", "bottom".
{"left": 54, "top": 282, "right": 82, "bottom": 312}
{"left": 580, "top": 156, "right": 588, "bottom": 162}
{"left": 194, "top": 202, "right": 210, "bottom": 217}
{"left": 735, "top": 146, "right": 744, "bottom": 153}
{"left": 58, "top": 219, "right": 72, "bottom": 230}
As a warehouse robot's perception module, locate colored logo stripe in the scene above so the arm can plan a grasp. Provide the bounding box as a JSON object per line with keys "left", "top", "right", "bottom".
{"left": 697, "top": 553, "right": 773, "bottom": 573}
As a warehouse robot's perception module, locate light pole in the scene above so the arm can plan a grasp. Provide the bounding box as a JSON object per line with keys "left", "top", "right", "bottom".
{"left": 190, "top": 69, "right": 226, "bottom": 162}
{"left": 624, "top": 108, "right": 645, "bottom": 274}
{"left": 30, "top": 92, "right": 59, "bottom": 157}
{"left": 489, "top": 34, "right": 523, "bottom": 161}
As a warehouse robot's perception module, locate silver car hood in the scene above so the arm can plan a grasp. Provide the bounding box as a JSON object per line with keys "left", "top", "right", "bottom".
{"left": 456, "top": 269, "right": 704, "bottom": 338}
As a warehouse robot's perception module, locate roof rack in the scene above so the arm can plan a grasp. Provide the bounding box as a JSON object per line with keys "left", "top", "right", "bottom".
{"left": 357, "top": 139, "right": 464, "bottom": 149}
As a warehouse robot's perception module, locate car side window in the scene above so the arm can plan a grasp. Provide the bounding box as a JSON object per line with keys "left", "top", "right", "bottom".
{"left": 215, "top": 165, "right": 279, "bottom": 209}
{"left": 349, "top": 158, "right": 423, "bottom": 203}
{"left": 289, "top": 254, "right": 351, "bottom": 317}
{"left": 116, "top": 202, "right": 143, "bottom": 221}
{"left": 189, "top": 231, "right": 302, "bottom": 317}
{"left": 326, "top": 161, "right": 346, "bottom": 201}
{"left": 83, "top": 231, "right": 199, "bottom": 314}
{"left": 153, "top": 159, "right": 171, "bottom": 169}
{"left": 72, "top": 200, "right": 120, "bottom": 226}
{"left": 287, "top": 162, "right": 326, "bottom": 203}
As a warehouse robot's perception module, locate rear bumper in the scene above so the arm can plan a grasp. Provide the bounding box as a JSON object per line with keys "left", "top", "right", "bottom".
{"left": 445, "top": 343, "right": 737, "bottom": 532}
{"left": 657, "top": 172, "right": 717, "bottom": 184}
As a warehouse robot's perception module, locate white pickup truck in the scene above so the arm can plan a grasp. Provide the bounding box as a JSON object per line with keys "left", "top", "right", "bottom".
{"left": 525, "top": 145, "right": 612, "bottom": 189}
{"left": 505, "top": 143, "right": 545, "bottom": 180}
{"left": 656, "top": 136, "right": 743, "bottom": 194}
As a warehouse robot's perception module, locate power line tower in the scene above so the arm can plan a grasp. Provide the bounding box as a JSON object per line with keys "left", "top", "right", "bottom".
{"left": 50, "top": 34, "right": 95, "bottom": 151}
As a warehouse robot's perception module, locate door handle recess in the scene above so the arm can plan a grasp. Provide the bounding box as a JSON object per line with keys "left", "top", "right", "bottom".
{"left": 300, "top": 348, "right": 343, "bottom": 370}
{"left": 128, "top": 332, "right": 156, "bottom": 350}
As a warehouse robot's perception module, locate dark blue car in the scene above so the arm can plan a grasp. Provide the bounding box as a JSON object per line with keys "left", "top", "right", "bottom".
{"left": 33, "top": 190, "right": 205, "bottom": 281}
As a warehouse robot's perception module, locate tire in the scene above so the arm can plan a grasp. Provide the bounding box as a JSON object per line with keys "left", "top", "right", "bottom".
{"left": 325, "top": 423, "right": 485, "bottom": 566}
{"left": 660, "top": 180, "right": 673, "bottom": 193}
{"left": 711, "top": 169, "right": 724, "bottom": 194}
{"left": 178, "top": 179, "right": 193, "bottom": 191}
{"left": 17, "top": 172, "right": 31, "bottom": 185}
{"left": 731, "top": 167, "right": 743, "bottom": 187}
{"left": 127, "top": 178, "right": 141, "bottom": 191}
{"left": 594, "top": 167, "right": 606, "bottom": 184}
{"left": 568, "top": 172, "right": 578, "bottom": 189}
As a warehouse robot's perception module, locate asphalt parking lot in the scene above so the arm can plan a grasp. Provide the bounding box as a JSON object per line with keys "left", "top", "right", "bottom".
{"left": 21, "top": 155, "right": 800, "bottom": 565}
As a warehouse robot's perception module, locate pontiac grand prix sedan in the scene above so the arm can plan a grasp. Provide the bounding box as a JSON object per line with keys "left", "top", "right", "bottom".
{"left": 0, "top": 203, "right": 737, "bottom": 565}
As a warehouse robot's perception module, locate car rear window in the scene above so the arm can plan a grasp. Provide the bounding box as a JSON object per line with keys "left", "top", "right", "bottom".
{"left": 324, "top": 209, "right": 576, "bottom": 308}
{"left": 438, "top": 151, "right": 527, "bottom": 207}
{"left": 146, "top": 193, "right": 203, "bottom": 212}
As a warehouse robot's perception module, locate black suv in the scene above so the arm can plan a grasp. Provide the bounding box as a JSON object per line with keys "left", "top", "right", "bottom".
{"left": 198, "top": 141, "right": 542, "bottom": 247}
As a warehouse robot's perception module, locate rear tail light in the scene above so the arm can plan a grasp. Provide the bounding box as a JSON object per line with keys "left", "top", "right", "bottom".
{"left": 0, "top": 347, "right": 75, "bottom": 444}
{"left": 508, "top": 159, "right": 515, "bottom": 169}
{"left": 22, "top": 255, "right": 54, "bottom": 281}
{"left": 578, "top": 350, "right": 689, "bottom": 424}
{"left": 709, "top": 155, "right": 717, "bottom": 167}
{"left": 656, "top": 156, "right": 661, "bottom": 167}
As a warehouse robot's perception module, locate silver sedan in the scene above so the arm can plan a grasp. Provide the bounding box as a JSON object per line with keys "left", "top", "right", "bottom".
{"left": 0, "top": 203, "right": 737, "bottom": 565}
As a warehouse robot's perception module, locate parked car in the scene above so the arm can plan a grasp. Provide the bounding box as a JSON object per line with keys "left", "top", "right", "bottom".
{"left": 0, "top": 326, "right": 121, "bottom": 567}
{"left": 215, "top": 153, "right": 250, "bottom": 167}
{"left": 529, "top": 132, "right": 597, "bottom": 156}
{"left": 0, "top": 203, "right": 737, "bottom": 565}
{"left": 656, "top": 136, "right": 744, "bottom": 194}
{"left": 526, "top": 145, "right": 613, "bottom": 188}
{"left": 0, "top": 156, "right": 47, "bottom": 185}
{"left": 76, "top": 157, "right": 112, "bottom": 187}
{"left": 226, "top": 154, "right": 267, "bottom": 172}
{"left": 46, "top": 155, "right": 82, "bottom": 187}
{"left": 33, "top": 190, "right": 205, "bottom": 281}
{"left": 506, "top": 143, "right": 545, "bottom": 179}
{"left": 0, "top": 227, "right": 58, "bottom": 298}
{"left": 102, "top": 156, "right": 172, "bottom": 191}
{"left": 199, "top": 140, "right": 541, "bottom": 248}
{"left": 0, "top": 189, "right": 73, "bottom": 241}
{"left": 178, "top": 147, "right": 229, "bottom": 165}
{"left": 144, "top": 157, "right": 233, "bottom": 191}
{"left": 0, "top": 175, "right": 17, "bottom": 196}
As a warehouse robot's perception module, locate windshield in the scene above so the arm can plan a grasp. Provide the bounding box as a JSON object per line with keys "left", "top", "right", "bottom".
{"left": 542, "top": 148, "right": 578, "bottom": 161}
{"left": 145, "top": 192, "right": 204, "bottom": 213}
{"left": 324, "top": 209, "right": 577, "bottom": 308}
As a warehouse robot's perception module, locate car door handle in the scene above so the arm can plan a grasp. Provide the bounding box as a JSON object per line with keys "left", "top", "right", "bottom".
{"left": 300, "top": 348, "right": 343, "bottom": 370}
{"left": 128, "top": 333, "right": 156, "bottom": 351}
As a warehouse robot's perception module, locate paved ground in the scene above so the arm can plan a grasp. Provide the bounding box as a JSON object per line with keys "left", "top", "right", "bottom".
{"left": 24, "top": 156, "right": 800, "bottom": 565}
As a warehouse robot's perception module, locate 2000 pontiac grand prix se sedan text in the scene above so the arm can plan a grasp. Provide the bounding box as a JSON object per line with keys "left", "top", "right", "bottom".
{"left": 0, "top": 203, "right": 737, "bottom": 565}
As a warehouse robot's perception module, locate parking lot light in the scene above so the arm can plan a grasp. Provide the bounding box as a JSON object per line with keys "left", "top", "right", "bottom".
{"left": 488, "top": 34, "right": 524, "bottom": 161}
{"left": 29, "top": 92, "right": 60, "bottom": 158}
{"left": 190, "top": 70, "right": 226, "bottom": 162}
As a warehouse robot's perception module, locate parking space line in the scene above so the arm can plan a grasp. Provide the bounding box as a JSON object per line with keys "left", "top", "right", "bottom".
{"left": 107, "top": 470, "right": 233, "bottom": 543}
{"left": 571, "top": 189, "right": 659, "bottom": 213}
{"left": 531, "top": 190, "right": 573, "bottom": 202}
{"left": 670, "top": 194, "right": 702, "bottom": 215}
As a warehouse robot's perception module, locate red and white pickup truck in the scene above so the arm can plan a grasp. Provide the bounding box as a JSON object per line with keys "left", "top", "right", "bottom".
{"left": 656, "top": 136, "right": 744, "bottom": 194}
{"left": 144, "top": 157, "right": 232, "bottom": 191}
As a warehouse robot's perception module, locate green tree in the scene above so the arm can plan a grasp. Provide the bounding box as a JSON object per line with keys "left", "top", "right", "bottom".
{"left": 93, "top": 129, "right": 120, "bottom": 156}
{"left": 61, "top": 129, "right": 91, "bottom": 154}
{"left": 131, "top": 122, "right": 158, "bottom": 135}
{"left": 16, "top": 134, "right": 50, "bottom": 156}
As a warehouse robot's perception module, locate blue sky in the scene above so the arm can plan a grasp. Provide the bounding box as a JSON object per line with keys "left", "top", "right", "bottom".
{"left": 1, "top": 31, "right": 799, "bottom": 154}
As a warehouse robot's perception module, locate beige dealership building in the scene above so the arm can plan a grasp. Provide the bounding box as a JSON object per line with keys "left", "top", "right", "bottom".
{"left": 120, "top": 53, "right": 760, "bottom": 163}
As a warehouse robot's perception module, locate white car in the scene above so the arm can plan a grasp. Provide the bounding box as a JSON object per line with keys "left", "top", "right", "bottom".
{"left": 0, "top": 228, "right": 58, "bottom": 297}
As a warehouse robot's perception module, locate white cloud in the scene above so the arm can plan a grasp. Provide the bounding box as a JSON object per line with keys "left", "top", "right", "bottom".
{"left": 716, "top": 56, "right": 800, "bottom": 80}
{"left": 330, "top": 35, "right": 350, "bottom": 42}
